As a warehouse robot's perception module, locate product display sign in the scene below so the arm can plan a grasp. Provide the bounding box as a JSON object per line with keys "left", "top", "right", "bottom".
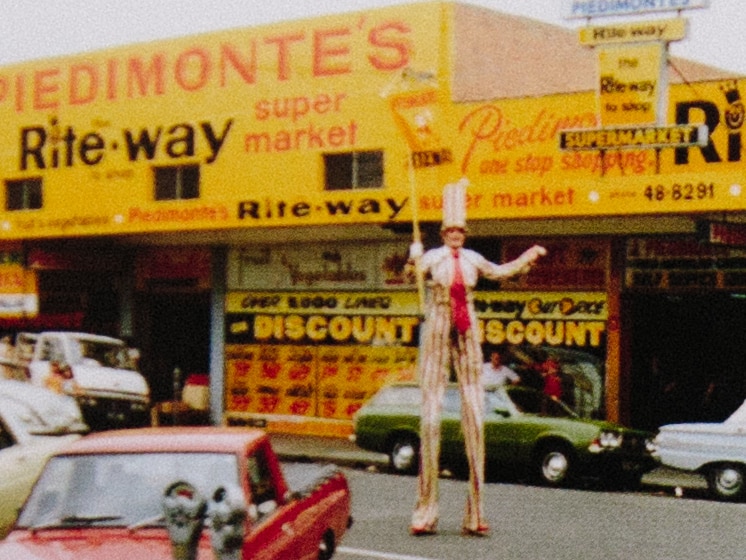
{"left": 224, "top": 289, "right": 608, "bottom": 420}
{"left": 625, "top": 236, "right": 746, "bottom": 290}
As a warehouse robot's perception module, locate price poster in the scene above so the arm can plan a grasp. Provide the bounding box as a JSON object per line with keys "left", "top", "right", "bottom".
{"left": 225, "top": 343, "right": 417, "bottom": 420}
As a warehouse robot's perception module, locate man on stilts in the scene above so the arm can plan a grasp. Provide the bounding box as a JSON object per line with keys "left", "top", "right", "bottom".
{"left": 408, "top": 178, "right": 546, "bottom": 537}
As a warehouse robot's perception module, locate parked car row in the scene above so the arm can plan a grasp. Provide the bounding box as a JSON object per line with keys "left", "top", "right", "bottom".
{"left": 2, "top": 372, "right": 746, "bottom": 559}
{"left": 653, "top": 400, "right": 746, "bottom": 502}
{"left": 353, "top": 381, "right": 746, "bottom": 503}
{"left": 2, "top": 331, "right": 152, "bottom": 431}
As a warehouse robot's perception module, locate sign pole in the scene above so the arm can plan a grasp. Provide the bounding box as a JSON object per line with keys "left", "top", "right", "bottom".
{"left": 408, "top": 153, "right": 426, "bottom": 314}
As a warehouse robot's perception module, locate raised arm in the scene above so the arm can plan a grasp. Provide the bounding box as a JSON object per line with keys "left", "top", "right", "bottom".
{"left": 477, "top": 245, "right": 547, "bottom": 281}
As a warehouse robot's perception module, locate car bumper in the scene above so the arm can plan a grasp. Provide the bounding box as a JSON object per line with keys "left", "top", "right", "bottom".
{"left": 580, "top": 451, "right": 659, "bottom": 477}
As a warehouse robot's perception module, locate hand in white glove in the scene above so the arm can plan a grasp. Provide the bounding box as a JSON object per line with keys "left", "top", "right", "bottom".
{"left": 409, "top": 242, "right": 424, "bottom": 259}
{"left": 520, "top": 245, "right": 547, "bottom": 267}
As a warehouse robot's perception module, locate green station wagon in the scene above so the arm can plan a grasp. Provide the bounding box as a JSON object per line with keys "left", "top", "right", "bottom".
{"left": 353, "top": 383, "right": 657, "bottom": 488}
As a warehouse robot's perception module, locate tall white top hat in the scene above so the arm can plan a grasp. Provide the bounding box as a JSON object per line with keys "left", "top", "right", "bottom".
{"left": 441, "top": 177, "right": 469, "bottom": 231}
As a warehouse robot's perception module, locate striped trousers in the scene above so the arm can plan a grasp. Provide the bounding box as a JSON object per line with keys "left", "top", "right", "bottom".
{"left": 411, "top": 293, "right": 486, "bottom": 533}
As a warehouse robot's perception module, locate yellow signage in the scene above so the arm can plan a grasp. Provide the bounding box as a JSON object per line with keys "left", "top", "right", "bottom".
{"left": 0, "top": 3, "right": 446, "bottom": 238}
{"left": 222, "top": 289, "right": 609, "bottom": 419}
{"left": 226, "top": 290, "right": 421, "bottom": 316}
{"left": 386, "top": 83, "right": 453, "bottom": 168}
{"left": 598, "top": 42, "right": 665, "bottom": 126}
{"left": 559, "top": 124, "right": 708, "bottom": 151}
{"left": 579, "top": 18, "right": 687, "bottom": 46}
{"left": 0, "top": 3, "right": 743, "bottom": 237}
{"left": 225, "top": 343, "right": 417, "bottom": 420}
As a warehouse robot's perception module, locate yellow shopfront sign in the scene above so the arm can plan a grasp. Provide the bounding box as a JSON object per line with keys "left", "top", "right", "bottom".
{"left": 223, "top": 289, "right": 608, "bottom": 421}
{"left": 0, "top": 3, "right": 743, "bottom": 240}
{"left": 449, "top": 79, "right": 746, "bottom": 219}
{"left": 0, "top": 3, "right": 447, "bottom": 240}
{"left": 559, "top": 124, "right": 708, "bottom": 151}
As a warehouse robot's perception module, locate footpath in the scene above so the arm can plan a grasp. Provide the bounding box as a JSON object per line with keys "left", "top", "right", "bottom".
{"left": 269, "top": 433, "right": 708, "bottom": 495}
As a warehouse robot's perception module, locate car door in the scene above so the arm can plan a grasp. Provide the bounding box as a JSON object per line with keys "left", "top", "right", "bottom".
{"left": 27, "top": 336, "right": 58, "bottom": 387}
{"left": 0, "top": 420, "right": 43, "bottom": 536}
{"left": 242, "top": 446, "right": 298, "bottom": 560}
{"left": 483, "top": 389, "right": 525, "bottom": 468}
{"left": 439, "top": 388, "right": 467, "bottom": 464}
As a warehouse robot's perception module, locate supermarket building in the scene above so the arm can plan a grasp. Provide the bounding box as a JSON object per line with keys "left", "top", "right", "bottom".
{"left": 0, "top": 1, "right": 743, "bottom": 434}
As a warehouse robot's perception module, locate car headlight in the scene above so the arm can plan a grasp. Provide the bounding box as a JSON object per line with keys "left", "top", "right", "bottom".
{"left": 78, "top": 396, "right": 98, "bottom": 407}
{"left": 589, "top": 430, "right": 623, "bottom": 452}
{"left": 599, "top": 430, "right": 623, "bottom": 448}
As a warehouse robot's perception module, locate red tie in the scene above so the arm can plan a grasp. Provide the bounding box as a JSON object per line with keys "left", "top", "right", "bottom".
{"left": 450, "top": 250, "right": 471, "bottom": 334}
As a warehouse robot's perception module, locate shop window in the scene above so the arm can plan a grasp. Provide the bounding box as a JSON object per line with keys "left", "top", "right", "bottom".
{"left": 324, "top": 150, "right": 383, "bottom": 190}
{"left": 153, "top": 164, "right": 200, "bottom": 201}
{"left": 5, "top": 177, "right": 42, "bottom": 210}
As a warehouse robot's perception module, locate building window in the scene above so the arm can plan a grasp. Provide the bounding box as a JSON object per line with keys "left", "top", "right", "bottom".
{"left": 5, "top": 177, "right": 43, "bottom": 210}
{"left": 324, "top": 150, "right": 383, "bottom": 190}
{"left": 154, "top": 164, "right": 200, "bottom": 200}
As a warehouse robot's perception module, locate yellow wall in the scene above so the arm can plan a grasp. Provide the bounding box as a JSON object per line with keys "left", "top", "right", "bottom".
{"left": 446, "top": 80, "right": 746, "bottom": 220}
{"left": 0, "top": 2, "right": 743, "bottom": 240}
{"left": 0, "top": 3, "right": 450, "bottom": 239}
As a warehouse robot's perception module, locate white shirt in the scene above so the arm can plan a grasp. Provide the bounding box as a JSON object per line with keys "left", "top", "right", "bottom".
{"left": 482, "top": 362, "right": 520, "bottom": 387}
{"left": 419, "top": 245, "right": 530, "bottom": 288}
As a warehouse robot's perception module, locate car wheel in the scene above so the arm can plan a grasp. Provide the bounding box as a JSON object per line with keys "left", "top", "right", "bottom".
{"left": 389, "top": 434, "right": 419, "bottom": 475}
{"left": 318, "top": 529, "right": 335, "bottom": 560}
{"left": 707, "top": 464, "right": 746, "bottom": 501}
{"left": 535, "top": 444, "right": 573, "bottom": 486}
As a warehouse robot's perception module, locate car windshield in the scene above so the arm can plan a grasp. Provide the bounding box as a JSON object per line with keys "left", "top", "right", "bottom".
{"left": 372, "top": 386, "right": 421, "bottom": 406}
{"left": 17, "top": 452, "right": 238, "bottom": 528}
{"left": 506, "top": 388, "right": 577, "bottom": 418}
{"left": 71, "top": 337, "right": 135, "bottom": 370}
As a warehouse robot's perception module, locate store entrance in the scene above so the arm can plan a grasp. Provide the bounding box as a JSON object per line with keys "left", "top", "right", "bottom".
{"left": 137, "top": 293, "right": 211, "bottom": 402}
{"left": 627, "top": 293, "right": 746, "bottom": 430}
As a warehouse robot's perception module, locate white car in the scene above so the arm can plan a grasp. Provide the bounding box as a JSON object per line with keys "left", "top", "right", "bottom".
{"left": 24, "top": 331, "right": 151, "bottom": 430}
{"left": 654, "top": 401, "right": 746, "bottom": 501}
{"left": 0, "top": 381, "right": 88, "bottom": 537}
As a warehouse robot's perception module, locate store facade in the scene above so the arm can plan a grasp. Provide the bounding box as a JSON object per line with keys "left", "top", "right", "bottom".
{"left": 0, "top": 2, "right": 743, "bottom": 433}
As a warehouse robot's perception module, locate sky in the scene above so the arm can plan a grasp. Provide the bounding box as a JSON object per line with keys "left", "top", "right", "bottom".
{"left": 0, "top": 0, "right": 742, "bottom": 75}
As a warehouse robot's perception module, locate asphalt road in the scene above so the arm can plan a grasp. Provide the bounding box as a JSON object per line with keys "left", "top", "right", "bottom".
{"left": 333, "top": 469, "right": 746, "bottom": 560}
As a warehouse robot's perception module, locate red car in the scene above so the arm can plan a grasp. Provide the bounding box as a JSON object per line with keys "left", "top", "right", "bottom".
{"left": 0, "top": 427, "right": 352, "bottom": 560}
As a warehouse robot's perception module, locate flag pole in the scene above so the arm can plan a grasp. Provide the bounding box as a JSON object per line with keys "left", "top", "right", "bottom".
{"left": 381, "top": 67, "right": 437, "bottom": 316}
{"left": 408, "top": 152, "right": 426, "bottom": 314}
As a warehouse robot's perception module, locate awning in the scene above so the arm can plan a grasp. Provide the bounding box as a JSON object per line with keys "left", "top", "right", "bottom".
{"left": 0, "top": 312, "right": 84, "bottom": 331}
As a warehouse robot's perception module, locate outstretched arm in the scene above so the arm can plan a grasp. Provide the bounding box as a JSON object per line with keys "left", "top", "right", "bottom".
{"left": 479, "top": 245, "right": 547, "bottom": 281}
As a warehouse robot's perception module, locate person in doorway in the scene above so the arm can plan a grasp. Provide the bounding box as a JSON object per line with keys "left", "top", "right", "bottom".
{"left": 408, "top": 178, "right": 546, "bottom": 537}
{"left": 45, "top": 362, "right": 78, "bottom": 395}
{"left": 481, "top": 347, "right": 520, "bottom": 388}
{"left": 0, "top": 335, "right": 16, "bottom": 379}
{"left": 541, "top": 359, "right": 563, "bottom": 400}
{"left": 518, "top": 361, "right": 545, "bottom": 392}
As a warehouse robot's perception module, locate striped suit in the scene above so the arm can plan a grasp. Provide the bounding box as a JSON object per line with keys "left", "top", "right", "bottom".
{"left": 411, "top": 244, "right": 543, "bottom": 534}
